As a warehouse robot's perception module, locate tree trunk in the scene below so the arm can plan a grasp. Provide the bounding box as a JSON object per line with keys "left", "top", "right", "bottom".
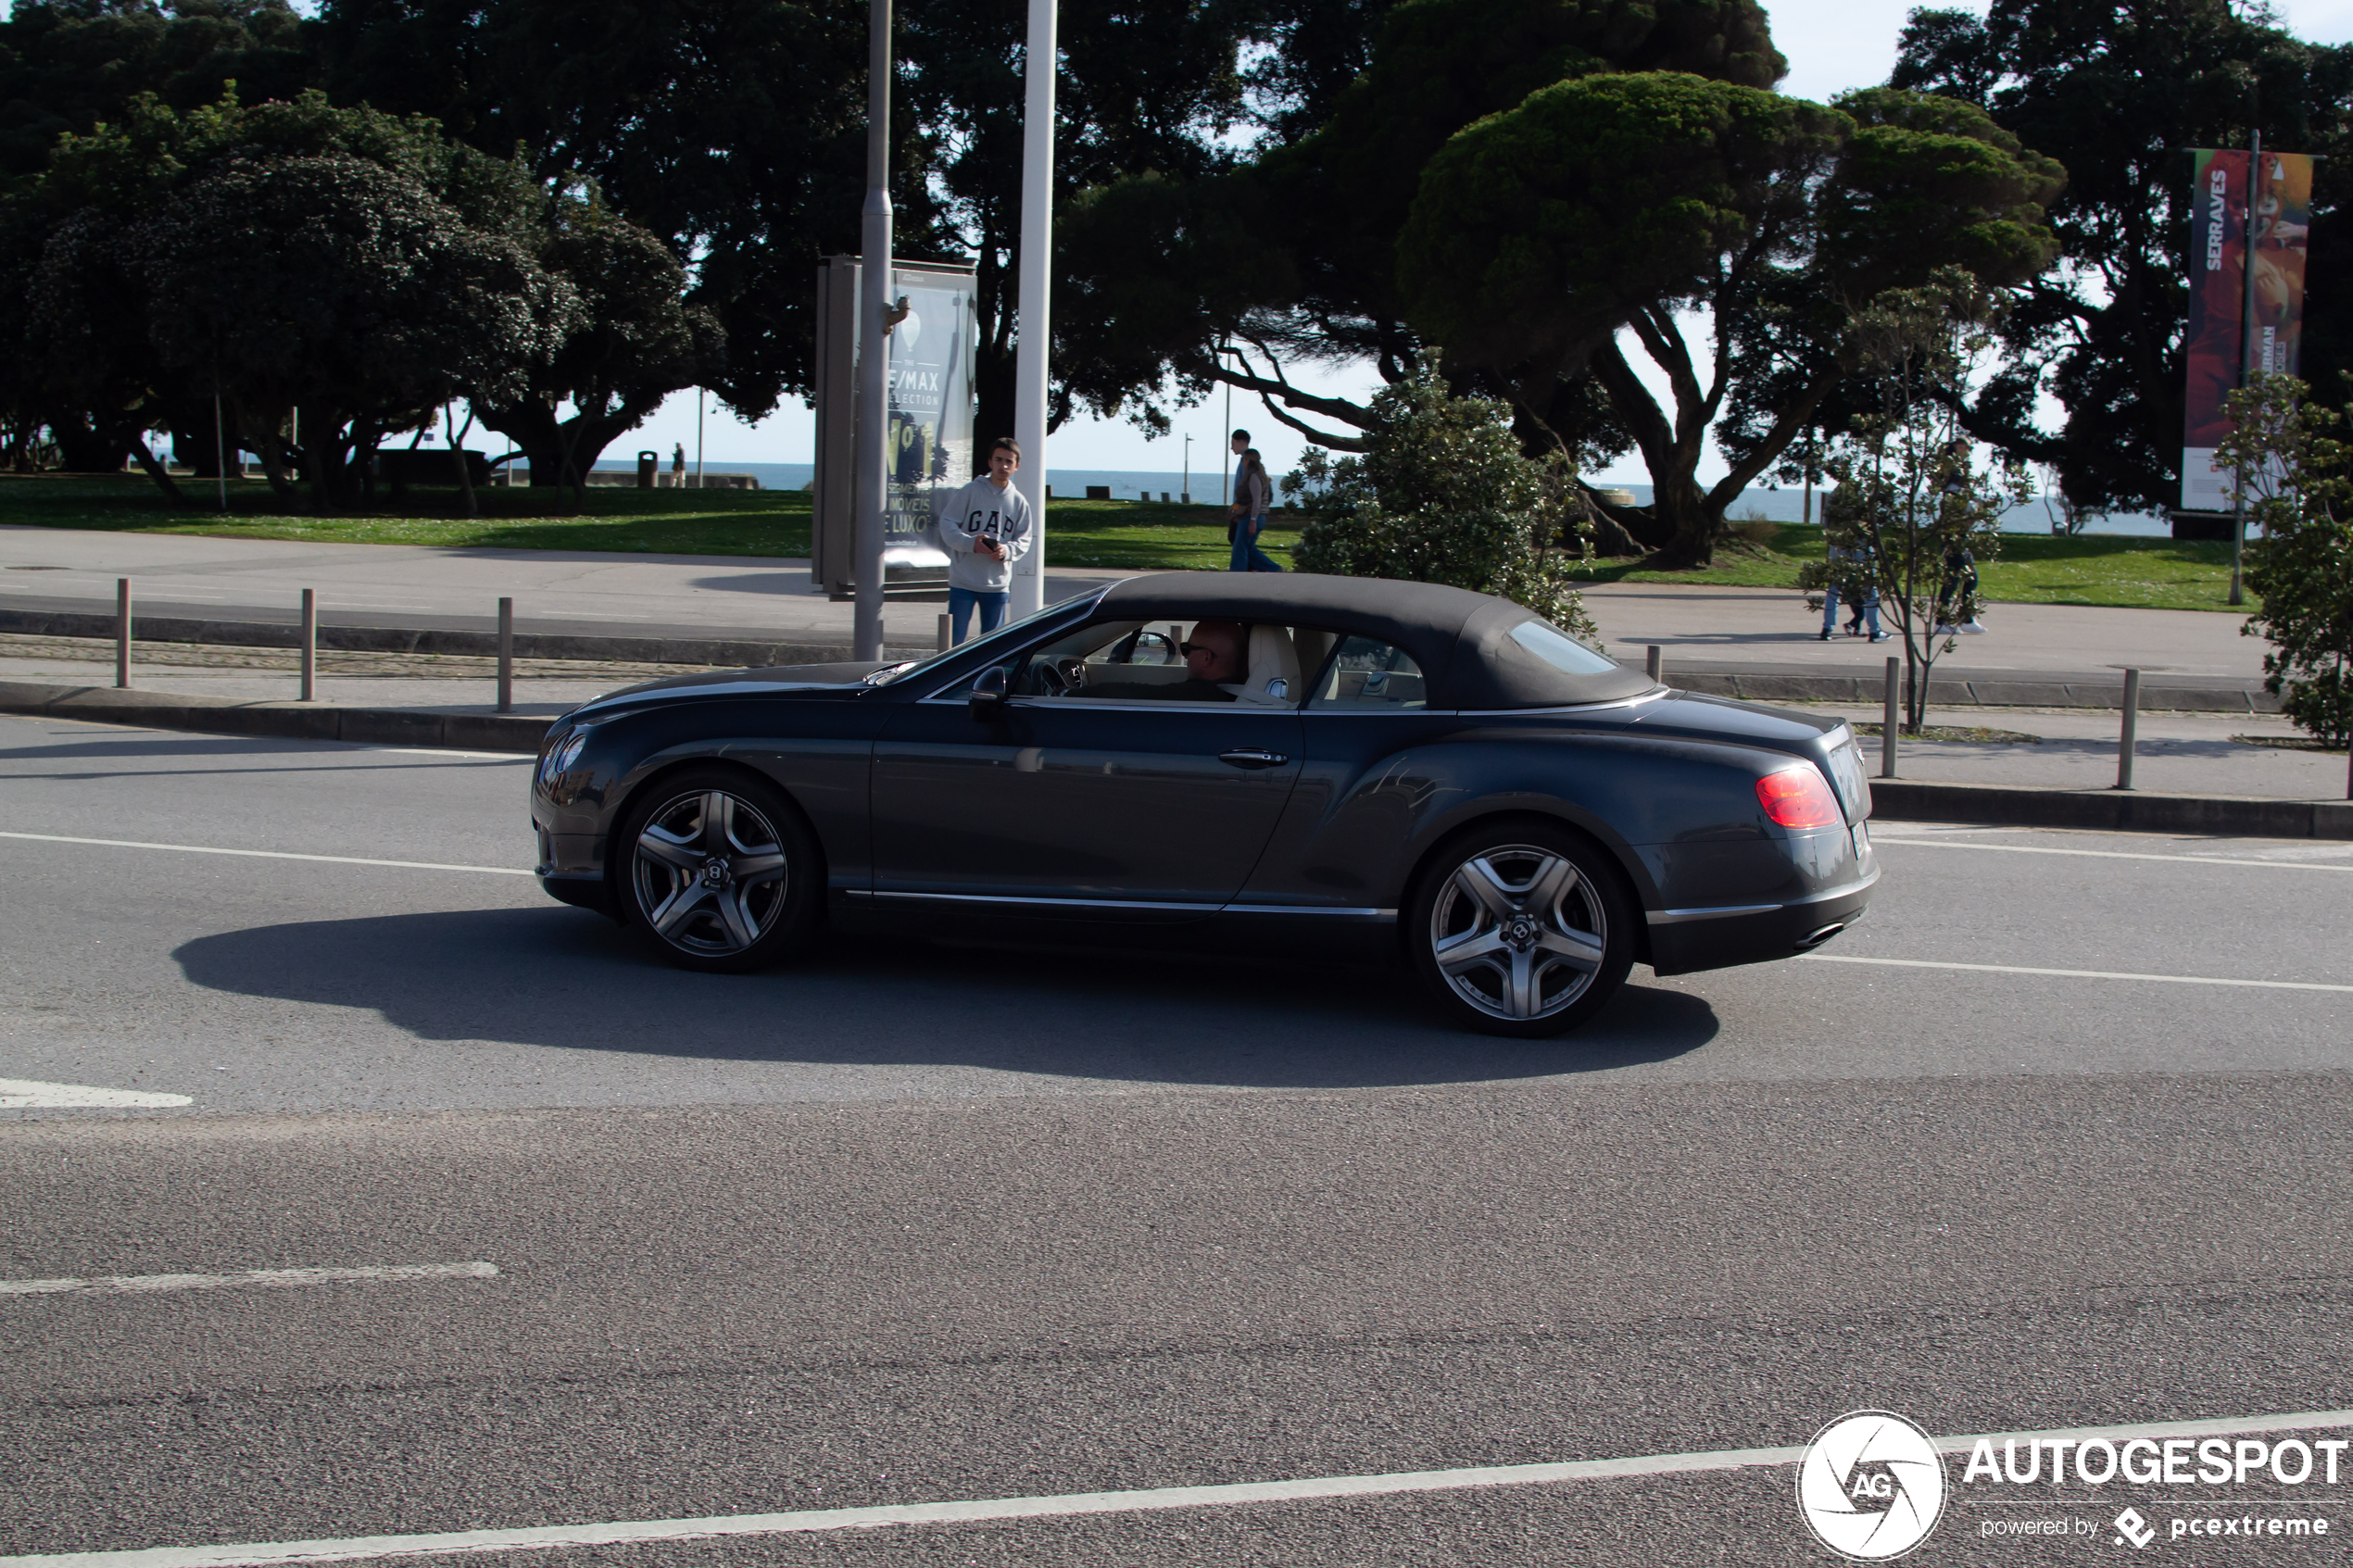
{"left": 447, "top": 408, "right": 479, "bottom": 518}
{"left": 974, "top": 336, "right": 1015, "bottom": 464}
{"left": 126, "top": 434, "right": 187, "bottom": 508}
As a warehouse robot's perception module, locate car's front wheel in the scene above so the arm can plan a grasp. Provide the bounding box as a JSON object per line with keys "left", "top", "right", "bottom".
{"left": 1408, "top": 822, "right": 1635, "bottom": 1037}
{"left": 618, "top": 768, "right": 822, "bottom": 972}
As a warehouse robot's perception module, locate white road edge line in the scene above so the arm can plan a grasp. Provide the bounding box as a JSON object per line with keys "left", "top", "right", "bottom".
{"left": 0, "top": 1262, "right": 498, "bottom": 1298}
{"left": 1869, "top": 835, "right": 2353, "bottom": 872}
{"left": 0, "top": 1079, "right": 192, "bottom": 1110}
{"left": 0, "top": 832, "right": 531, "bottom": 877}
{"left": 1801, "top": 953, "right": 2353, "bottom": 993}
{"left": 9, "top": 1410, "right": 2348, "bottom": 1568}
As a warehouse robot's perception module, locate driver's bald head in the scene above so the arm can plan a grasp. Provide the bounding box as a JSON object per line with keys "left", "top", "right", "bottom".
{"left": 1186, "top": 620, "right": 1246, "bottom": 683}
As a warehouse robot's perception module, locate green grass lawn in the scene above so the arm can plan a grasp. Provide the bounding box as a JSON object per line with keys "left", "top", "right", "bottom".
{"left": 0, "top": 477, "right": 1302, "bottom": 570}
{"left": 1585, "top": 521, "right": 2254, "bottom": 612}
{"left": 0, "top": 475, "right": 817, "bottom": 556}
{"left": 0, "top": 477, "right": 2239, "bottom": 609}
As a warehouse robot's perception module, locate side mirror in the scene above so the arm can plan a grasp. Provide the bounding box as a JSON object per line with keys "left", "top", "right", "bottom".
{"left": 968, "top": 665, "right": 1009, "bottom": 722}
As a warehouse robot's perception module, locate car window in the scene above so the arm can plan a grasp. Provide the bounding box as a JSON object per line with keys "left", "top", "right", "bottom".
{"left": 1311, "top": 636, "right": 1428, "bottom": 710}
{"left": 1507, "top": 619, "right": 1619, "bottom": 676}
{"left": 891, "top": 598, "right": 1081, "bottom": 690}
{"left": 1020, "top": 620, "right": 1304, "bottom": 705}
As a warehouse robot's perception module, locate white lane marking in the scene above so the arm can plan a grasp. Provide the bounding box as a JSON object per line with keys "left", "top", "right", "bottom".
{"left": 1804, "top": 953, "right": 2353, "bottom": 993}
{"left": 0, "top": 1262, "right": 497, "bottom": 1298}
{"left": 0, "top": 832, "right": 531, "bottom": 877}
{"left": 11, "top": 1409, "right": 2348, "bottom": 1568}
{"left": 0, "top": 1079, "right": 192, "bottom": 1110}
{"left": 1870, "top": 834, "right": 2353, "bottom": 872}
{"left": 377, "top": 750, "right": 534, "bottom": 762}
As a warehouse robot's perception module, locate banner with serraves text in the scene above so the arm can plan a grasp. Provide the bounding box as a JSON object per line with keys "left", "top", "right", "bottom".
{"left": 2183, "top": 148, "right": 2315, "bottom": 508}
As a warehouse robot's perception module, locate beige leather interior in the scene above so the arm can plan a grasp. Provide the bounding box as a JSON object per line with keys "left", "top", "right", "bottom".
{"left": 1223, "top": 624, "right": 1302, "bottom": 705}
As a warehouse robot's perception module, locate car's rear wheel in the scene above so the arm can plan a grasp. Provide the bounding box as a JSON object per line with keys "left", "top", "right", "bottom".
{"left": 618, "top": 768, "right": 821, "bottom": 973}
{"left": 1408, "top": 822, "right": 1635, "bottom": 1037}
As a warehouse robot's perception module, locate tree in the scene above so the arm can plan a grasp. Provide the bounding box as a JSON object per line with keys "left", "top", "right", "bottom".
{"left": 1057, "top": 0, "right": 1783, "bottom": 453}
{"left": 1289, "top": 362, "right": 1596, "bottom": 638}
{"left": 6, "top": 90, "right": 583, "bottom": 506}
{"left": 1891, "top": 1, "right": 2353, "bottom": 520}
{"left": 467, "top": 195, "right": 724, "bottom": 495}
{"left": 1398, "top": 79, "right": 2061, "bottom": 564}
{"left": 317, "top": 0, "right": 876, "bottom": 436}
{"left": 2222, "top": 375, "right": 2352, "bottom": 750}
{"left": 0, "top": 0, "right": 319, "bottom": 182}
{"left": 1803, "top": 269, "right": 2032, "bottom": 733}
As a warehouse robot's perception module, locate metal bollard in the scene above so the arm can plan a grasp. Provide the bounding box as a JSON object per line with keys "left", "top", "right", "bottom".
{"left": 115, "top": 578, "right": 132, "bottom": 689}
{"left": 1880, "top": 657, "right": 1899, "bottom": 779}
{"left": 497, "top": 597, "right": 513, "bottom": 714}
{"left": 2115, "top": 668, "right": 2140, "bottom": 791}
{"left": 1645, "top": 645, "right": 1663, "bottom": 684}
{"left": 299, "top": 589, "right": 316, "bottom": 702}
{"left": 937, "top": 613, "right": 951, "bottom": 652}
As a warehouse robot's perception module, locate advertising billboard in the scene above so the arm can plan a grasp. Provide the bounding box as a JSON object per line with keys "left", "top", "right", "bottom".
{"left": 812, "top": 257, "right": 978, "bottom": 596}
{"left": 2181, "top": 148, "right": 2314, "bottom": 509}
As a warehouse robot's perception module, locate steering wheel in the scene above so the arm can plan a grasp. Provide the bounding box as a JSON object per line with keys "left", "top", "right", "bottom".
{"left": 1034, "top": 658, "right": 1086, "bottom": 696}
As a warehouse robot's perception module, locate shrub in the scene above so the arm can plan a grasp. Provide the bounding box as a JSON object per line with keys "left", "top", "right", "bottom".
{"left": 2224, "top": 376, "right": 2352, "bottom": 747}
{"left": 1286, "top": 362, "right": 1598, "bottom": 640}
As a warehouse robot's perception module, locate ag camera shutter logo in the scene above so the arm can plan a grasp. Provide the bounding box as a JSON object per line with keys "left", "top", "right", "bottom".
{"left": 1796, "top": 1411, "right": 1949, "bottom": 1560}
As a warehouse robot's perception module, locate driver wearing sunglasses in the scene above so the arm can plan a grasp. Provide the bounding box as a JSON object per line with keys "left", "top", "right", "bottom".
{"left": 1081, "top": 620, "right": 1246, "bottom": 702}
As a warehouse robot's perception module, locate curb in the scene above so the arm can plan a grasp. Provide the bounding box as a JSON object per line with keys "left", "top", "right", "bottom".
{"left": 1872, "top": 779, "right": 2352, "bottom": 840}
{"left": 1669, "top": 670, "right": 2279, "bottom": 714}
{"left": 5, "top": 680, "right": 2344, "bottom": 839}
{"left": 0, "top": 608, "right": 934, "bottom": 669}
{"left": 0, "top": 681, "right": 550, "bottom": 753}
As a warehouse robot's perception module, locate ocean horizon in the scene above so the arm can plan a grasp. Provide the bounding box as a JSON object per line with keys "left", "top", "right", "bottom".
{"left": 594, "top": 460, "right": 2173, "bottom": 538}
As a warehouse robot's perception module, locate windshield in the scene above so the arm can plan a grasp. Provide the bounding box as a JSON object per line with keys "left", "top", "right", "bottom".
{"left": 864, "top": 595, "right": 1092, "bottom": 687}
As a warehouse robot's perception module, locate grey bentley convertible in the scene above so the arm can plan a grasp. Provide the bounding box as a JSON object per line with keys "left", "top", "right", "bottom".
{"left": 530, "top": 572, "right": 1877, "bottom": 1036}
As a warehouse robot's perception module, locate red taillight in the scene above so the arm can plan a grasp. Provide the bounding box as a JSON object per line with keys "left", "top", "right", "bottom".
{"left": 1755, "top": 767, "right": 1843, "bottom": 829}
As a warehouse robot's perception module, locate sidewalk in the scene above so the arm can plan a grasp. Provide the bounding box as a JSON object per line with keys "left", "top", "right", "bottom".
{"left": 1576, "top": 581, "right": 2263, "bottom": 690}
{"left": 1, "top": 527, "right": 2263, "bottom": 694}
{"left": 0, "top": 525, "right": 1117, "bottom": 649}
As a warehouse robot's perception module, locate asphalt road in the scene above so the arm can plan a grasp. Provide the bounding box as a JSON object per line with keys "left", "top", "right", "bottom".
{"left": 4, "top": 712, "right": 2350, "bottom": 1565}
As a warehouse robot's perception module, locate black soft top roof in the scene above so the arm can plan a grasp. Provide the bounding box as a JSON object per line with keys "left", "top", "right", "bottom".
{"left": 1096, "top": 572, "right": 1655, "bottom": 709}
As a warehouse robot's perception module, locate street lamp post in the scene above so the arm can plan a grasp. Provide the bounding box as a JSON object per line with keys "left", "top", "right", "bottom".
{"left": 1007, "top": 0, "right": 1056, "bottom": 619}
{"left": 851, "top": 0, "right": 895, "bottom": 660}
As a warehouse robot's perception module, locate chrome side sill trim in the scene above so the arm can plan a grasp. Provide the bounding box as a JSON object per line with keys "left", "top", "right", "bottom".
{"left": 1224, "top": 905, "right": 1398, "bottom": 920}
{"left": 866, "top": 890, "right": 1220, "bottom": 913}
{"left": 849, "top": 889, "right": 1395, "bottom": 920}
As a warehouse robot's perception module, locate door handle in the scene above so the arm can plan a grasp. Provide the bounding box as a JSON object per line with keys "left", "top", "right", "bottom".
{"left": 1218, "top": 749, "right": 1290, "bottom": 769}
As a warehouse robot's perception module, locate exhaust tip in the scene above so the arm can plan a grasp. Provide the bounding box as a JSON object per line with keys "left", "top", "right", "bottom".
{"left": 1795, "top": 922, "right": 1847, "bottom": 950}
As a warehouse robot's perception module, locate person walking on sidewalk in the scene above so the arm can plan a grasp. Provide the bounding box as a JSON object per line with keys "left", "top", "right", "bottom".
{"left": 938, "top": 438, "right": 1035, "bottom": 643}
{"left": 1228, "top": 447, "right": 1283, "bottom": 572}
{"left": 1819, "top": 541, "right": 1888, "bottom": 642}
{"left": 1932, "top": 441, "right": 1987, "bottom": 634}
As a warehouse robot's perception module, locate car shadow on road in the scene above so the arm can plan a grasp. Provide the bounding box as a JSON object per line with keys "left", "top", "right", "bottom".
{"left": 171, "top": 906, "right": 1718, "bottom": 1089}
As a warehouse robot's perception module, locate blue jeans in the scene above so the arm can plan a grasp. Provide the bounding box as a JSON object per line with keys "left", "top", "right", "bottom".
{"left": 1229, "top": 515, "right": 1282, "bottom": 572}
{"left": 1822, "top": 583, "right": 1880, "bottom": 637}
{"left": 949, "top": 587, "right": 1008, "bottom": 644}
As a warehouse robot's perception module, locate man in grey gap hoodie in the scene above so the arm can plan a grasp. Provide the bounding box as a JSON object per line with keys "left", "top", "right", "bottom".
{"left": 937, "top": 437, "right": 1035, "bottom": 644}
